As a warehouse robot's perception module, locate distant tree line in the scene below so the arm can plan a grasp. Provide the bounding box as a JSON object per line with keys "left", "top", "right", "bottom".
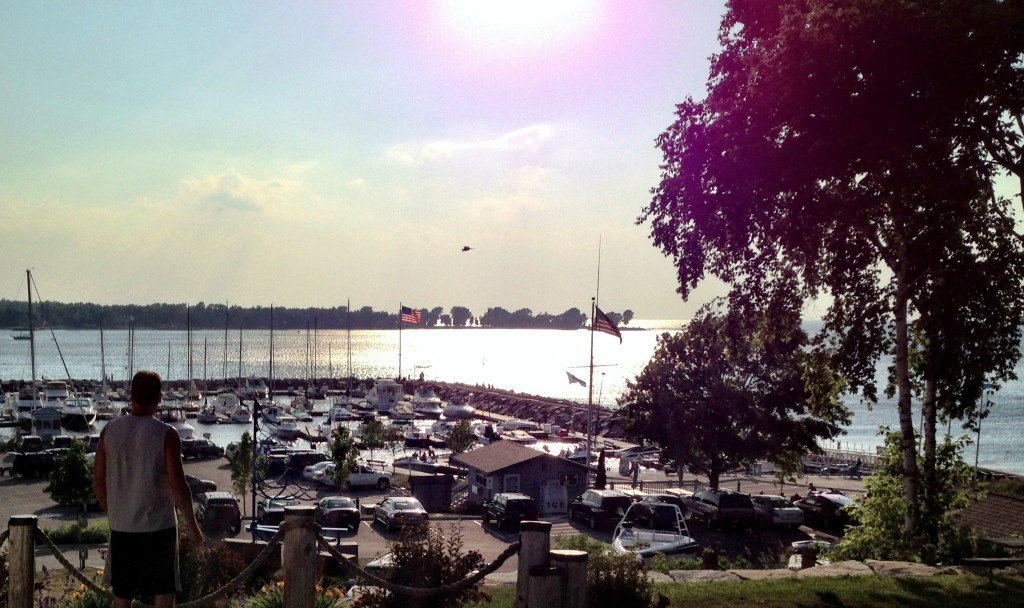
{"left": 0, "top": 299, "right": 634, "bottom": 331}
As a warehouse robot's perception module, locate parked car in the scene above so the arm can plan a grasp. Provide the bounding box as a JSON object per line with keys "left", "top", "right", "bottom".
{"left": 794, "top": 493, "right": 856, "bottom": 530}
{"left": 641, "top": 493, "right": 689, "bottom": 516}
{"left": 10, "top": 450, "right": 60, "bottom": 478}
{"left": 682, "top": 489, "right": 755, "bottom": 529}
{"left": 16, "top": 435, "right": 44, "bottom": 453}
{"left": 181, "top": 438, "right": 225, "bottom": 460}
{"left": 257, "top": 497, "right": 300, "bottom": 525}
{"left": 315, "top": 496, "right": 361, "bottom": 531}
{"left": 628, "top": 501, "right": 691, "bottom": 531}
{"left": 286, "top": 451, "right": 329, "bottom": 474}
{"left": 196, "top": 492, "right": 242, "bottom": 537}
{"left": 185, "top": 474, "right": 217, "bottom": 498}
{"left": 751, "top": 495, "right": 805, "bottom": 528}
{"left": 482, "top": 493, "right": 538, "bottom": 531}
{"left": 569, "top": 489, "right": 633, "bottom": 531}
{"left": 303, "top": 461, "right": 333, "bottom": 483}
{"left": 342, "top": 463, "right": 393, "bottom": 490}
{"left": 374, "top": 497, "right": 428, "bottom": 532}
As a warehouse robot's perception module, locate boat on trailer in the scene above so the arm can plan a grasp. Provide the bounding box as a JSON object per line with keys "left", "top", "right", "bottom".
{"left": 612, "top": 502, "right": 699, "bottom": 560}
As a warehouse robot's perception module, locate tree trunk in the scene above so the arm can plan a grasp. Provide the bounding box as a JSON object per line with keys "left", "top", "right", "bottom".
{"left": 922, "top": 377, "right": 938, "bottom": 547}
{"left": 894, "top": 253, "right": 920, "bottom": 539}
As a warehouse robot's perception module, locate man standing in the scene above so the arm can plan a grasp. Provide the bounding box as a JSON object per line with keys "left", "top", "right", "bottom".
{"left": 93, "top": 370, "right": 203, "bottom": 608}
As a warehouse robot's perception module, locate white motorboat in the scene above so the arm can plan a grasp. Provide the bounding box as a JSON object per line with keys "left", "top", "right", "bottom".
{"left": 157, "top": 401, "right": 184, "bottom": 423}
{"left": 231, "top": 406, "right": 253, "bottom": 424}
{"left": 310, "top": 401, "right": 330, "bottom": 417}
{"left": 273, "top": 415, "right": 300, "bottom": 440}
{"left": 612, "top": 502, "right": 699, "bottom": 559}
{"left": 412, "top": 387, "right": 444, "bottom": 418}
{"left": 197, "top": 406, "right": 219, "bottom": 424}
{"left": 172, "top": 421, "right": 196, "bottom": 441}
{"left": 404, "top": 429, "right": 432, "bottom": 448}
{"left": 442, "top": 401, "right": 475, "bottom": 419}
{"left": 390, "top": 401, "right": 416, "bottom": 421}
{"left": 501, "top": 429, "right": 537, "bottom": 446}
{"left": 330, "top": 403, "right": 359, "bottom": 422}
{"left": 471, "top": 422, "right": 498, "bottom": 445}
{"left": 291, "top": 407, "right": 313, "bottom": 423}
{"left": 261, "top": 405, "right": 284, "bottom": 426}
{"left": 60, "top": 395, "right": 97, "bottom": 431}
{"left": 215, "top": 393, "right": 241, "bottom": 416}
{"left": 367, "top": 379, "right": 403, "bottom": 413}
{"left": 44, "top": 380, "right": 73, "bottom": 404}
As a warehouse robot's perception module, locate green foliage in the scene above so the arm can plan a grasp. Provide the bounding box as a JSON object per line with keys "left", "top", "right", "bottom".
{"left": 177, "top": 530, "right": 247, "bottom": 602}
{"left": 619, "top": 305, "right": 840, "bottom": 489}
{"left": 329, "top": 426, "right": 359, "bottom": 487}
{"left": 56, "top": 586, "right": 112, "bottom": 608}
{"left": 44, "top": 440, "right": 96, "bottom": 507}
{"left": 354, "top": 523, "right": 487, "bottom": 608}
{"left": 43, "top": 521, "right": 109, "bottom": 545}
{"left": 555, "top": 534, "right": 655, "bottom": 608}
{"left": 360, "top": 419, "right": 403, "bottom": 458}
{"left": 446, "top": 420, "right": 475, "bottom": 456}
{"left": 230, "top": 432, "right": 255, "bottom": 514}
{"left": 836, "top": 431, "right": 976, "bottom": 564}
{"left": 0, "top": 437, "right": 16, "bottom": 453}
{"left": 647, "top": 552, "right": 748, "bottom": 574}
{"left": 245, "top": 582, "right": 346, "bottom": 608}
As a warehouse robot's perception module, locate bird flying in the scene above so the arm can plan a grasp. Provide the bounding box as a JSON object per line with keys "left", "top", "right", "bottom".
{"left": 461, "top": 246, "right": 473, "bottom": 252}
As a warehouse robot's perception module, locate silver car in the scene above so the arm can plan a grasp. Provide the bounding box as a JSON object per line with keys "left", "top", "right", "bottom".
{"left": 373, "top": 497, "right": 428, "bottom": 532}
{"left": 751, "top": 495, "right": 804, "bottom": 528}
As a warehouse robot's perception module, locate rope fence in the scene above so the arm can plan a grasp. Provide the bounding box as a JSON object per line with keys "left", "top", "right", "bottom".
{"left": 11, "top": 516, "right": 523, "bottom": 608}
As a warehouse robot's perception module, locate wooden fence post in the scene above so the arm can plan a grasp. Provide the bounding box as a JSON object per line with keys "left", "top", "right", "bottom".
{"left": 8, "top": 515, "right": 36, "bottom": 608}
{"left": 549, "top": 549, "right": 587, "bottom": 608}
{"left": 282, "top": 505, "right": 317, "bottom": 608}
{"left": 527, "top": 565, "right": 562, "bottom": 608}
{"left": 517, "top": 521, "right": 551, "bottom": 608}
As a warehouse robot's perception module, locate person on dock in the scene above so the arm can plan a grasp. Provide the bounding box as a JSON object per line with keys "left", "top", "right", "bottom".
{"left": 93, "top": 370, "right": 203, "bottom": 608}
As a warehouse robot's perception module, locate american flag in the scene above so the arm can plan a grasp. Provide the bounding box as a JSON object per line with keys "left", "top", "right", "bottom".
{"left": 400, "top": 306, "right": 422, "bottom": 324}
{"left": 566, "top": 371, "right": 587, "bottom": 387}
{"left": 593, "top": 306, "right": 622, "bottom": 343}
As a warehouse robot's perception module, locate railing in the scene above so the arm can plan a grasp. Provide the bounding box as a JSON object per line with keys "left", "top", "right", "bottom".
{"left": 4, "top": 509, "right": 585, "bottom": 608}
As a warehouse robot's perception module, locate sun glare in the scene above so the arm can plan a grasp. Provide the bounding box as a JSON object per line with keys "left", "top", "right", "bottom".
{"left": 439, "top": 0, "right": 600, "bottom": 54}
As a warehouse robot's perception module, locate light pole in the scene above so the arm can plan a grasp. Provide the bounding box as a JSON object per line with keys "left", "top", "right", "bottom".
{"left": 974, "top": 386, "right": 994, "bottom": 480}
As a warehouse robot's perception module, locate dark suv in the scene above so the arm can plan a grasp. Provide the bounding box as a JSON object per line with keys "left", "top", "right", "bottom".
{"left": 181, "top": 439, "right": 225, "bottom": 460}
{"left": 196, "top": 492, "right": 242, "bottom": 537}
{"left": 569, "top": 489, "right": 633, "bottom": 531}
{"left": 482, "top": 493, "right": 539, "bottom": 531}
{"left": 11, "top": 449, "right": 63, "bottom": 478}
{"left": 682, "top": 489, "right": 755, "bottom": 530}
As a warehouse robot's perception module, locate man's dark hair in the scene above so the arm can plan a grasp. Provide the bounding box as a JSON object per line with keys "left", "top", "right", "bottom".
{"left": 131, "top": 370, "right": 162, "bottom": 408}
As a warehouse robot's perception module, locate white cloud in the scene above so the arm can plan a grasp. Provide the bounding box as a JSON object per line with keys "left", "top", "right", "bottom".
{"left": 386, "top": 124, "right": 553, "bottom": 164}
{"left": 347, "top": 178, "right": 366, "bottom": 189}
{"left": 177, "top": 170, "right": 298, "bottom": 212}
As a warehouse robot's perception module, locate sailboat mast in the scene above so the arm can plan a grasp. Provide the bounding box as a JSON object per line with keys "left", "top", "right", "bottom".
{"left": 27, "top": 269, "right": 35, "bottom": 384}
{"left": 585, "top": 238, "right": 602, "bottom": 486}
{"left": 223, "top": 304, "right": 228, "bottom": 382}
{"left": 398, "top": 303, "right": 403, "bottom": 380}
{"left": 187, "top": 305, "right": 192, "bottom": 386}
{"left": 100, "top": 324, "right": 106, "bottom": 393}
{"left": 347, "top": 298, "right": 352, "bottom": 393}
{"left": 269, "top": 305, "right": 274, "bottom": 398}
{"left": 237, "top": 325, "right": 242, "bottom": 390}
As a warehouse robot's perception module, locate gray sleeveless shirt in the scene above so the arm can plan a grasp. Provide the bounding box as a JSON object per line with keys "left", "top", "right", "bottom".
{"left": 101, "top": 414, "right": 177, "bottom": 533}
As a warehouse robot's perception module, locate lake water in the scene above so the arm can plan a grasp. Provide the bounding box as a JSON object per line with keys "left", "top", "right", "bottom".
{"left": 2, "top": 325, "right": 1021, "bottom": 474}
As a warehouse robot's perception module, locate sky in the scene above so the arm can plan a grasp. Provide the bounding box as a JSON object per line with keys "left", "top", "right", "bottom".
{"left": 0, "top": 1, "right": 730, "bottom": 320}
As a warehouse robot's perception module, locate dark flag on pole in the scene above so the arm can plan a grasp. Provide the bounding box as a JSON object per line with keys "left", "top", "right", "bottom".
{"left": 593, "top": 306, "right": 622, "bottom": 343}
{"left": 400, "top": 306, "right": 422, "bottom": 324}
{"left": 566, "top": 371, "right": 587, "bottom": 387}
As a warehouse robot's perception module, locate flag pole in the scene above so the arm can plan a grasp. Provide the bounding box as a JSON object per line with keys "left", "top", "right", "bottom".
{"left": 586, "top": 237, "right": 601, "bottom": 488}
{"left": 398, "top": 303, "right": 403, "bottom": 381}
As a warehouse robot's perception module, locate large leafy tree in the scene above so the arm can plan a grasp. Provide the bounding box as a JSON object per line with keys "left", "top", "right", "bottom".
{"left": 229, "top": 431, "right": 254, "bottom": 515}
{"left": 619, "top": 299, "right": 841, "bottom": 489}
{"left": 642, "top": 0, "right": 1024, "bottom": 537}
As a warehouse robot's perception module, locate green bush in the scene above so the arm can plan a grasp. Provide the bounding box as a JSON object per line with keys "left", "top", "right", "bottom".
{"left": 555, "top": 534, "right": 655, "bottom": 608}
{"left": 246, "top": 581, "right": 346, "bottom": 608}
{"left": 354, "top": 523, "right": 487, "bottom": 608}
{"left": 44, "top": 521, "right": 109, "bottom": 545}
{"left": 178, "top": 531, "right": 247, "bottom": 602}
{"left": 44, "top": 441, "right": 96, "bottom": 507}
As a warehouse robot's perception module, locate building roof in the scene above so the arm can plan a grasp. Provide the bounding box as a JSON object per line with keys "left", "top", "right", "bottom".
{"left": 959, "top": 492, "right": 1024, "bottom": 546}
{"left": 451, "top": 441, "right": 586, "bottom": 475}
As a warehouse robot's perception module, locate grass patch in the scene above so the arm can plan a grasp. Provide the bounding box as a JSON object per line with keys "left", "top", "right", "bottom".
{"left": 43, "top": 519, "right": 110, "bottom": 544}
{"left": 469, "top": 573, "right": 1024, "bottom": 608}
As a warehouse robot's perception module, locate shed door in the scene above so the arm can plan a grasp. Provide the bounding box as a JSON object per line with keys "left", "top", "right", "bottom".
{"left": 541, "top": 480, "right": 568, "bottom": 515}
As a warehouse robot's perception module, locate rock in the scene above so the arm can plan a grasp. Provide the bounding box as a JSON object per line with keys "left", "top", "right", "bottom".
{"left": 668, "top": 570, "right": 742, "bottom": 583}
{"left": 796, "top": 560, "right": 875, "bottom": 578}
{"left": 730, "top": 568, "right": 797, "bottom": 581}
{"left": 646, "top": 571, "right": 674, "bottom": 584}
{"left": 864, "top": 560, "right": 944, "bottom": 577}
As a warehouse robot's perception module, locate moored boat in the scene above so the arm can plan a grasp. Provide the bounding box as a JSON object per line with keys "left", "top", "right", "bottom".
{"left": 60, "top": 395, "right": 96, "bottom": 431}
{"left": 612, "top": 502, "right": 699, "bottom": 559}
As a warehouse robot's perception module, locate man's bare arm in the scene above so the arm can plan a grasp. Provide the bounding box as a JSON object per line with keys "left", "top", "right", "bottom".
{"left": 92, "top": 432, "right": 108, "bottom": 512}
{"left": 164, "top": 429, "right": 203, "bottom": 542}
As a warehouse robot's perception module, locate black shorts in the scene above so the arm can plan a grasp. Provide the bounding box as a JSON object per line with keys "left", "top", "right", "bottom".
{"left": 109, "top": 527, "right": 179, "bottom": 599}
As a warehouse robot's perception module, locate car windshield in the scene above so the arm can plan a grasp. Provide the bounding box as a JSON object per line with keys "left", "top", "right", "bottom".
{"left": 392, "top": 499, "right": 423, "bottom": 511}
{"left": 603, "top": 497, "right": 633, "bottom": 511}
{"left": 270, "top": 499, "right": 298, "bottom": 508}
{"left": 825, "top": 494, "right": 854, "bottom": 507}
{"left": 327, "top": 498, "right": 355, "bottom": 508}
{"left": 767, "top": 497, "right": 793, "bottom": 508}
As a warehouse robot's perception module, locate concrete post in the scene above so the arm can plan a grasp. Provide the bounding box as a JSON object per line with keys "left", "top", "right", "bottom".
{"left": 282, "top": 506, "right": 317, "bottom": 608}
{"left": 527, "top": 565, "right": 562, "bottom": 608}
{"left": 517, "top": 521, "right": 552, "bottom": 608}
{"left": 550, "top": 549, "right": 588, "bottom": 608}
{"left": 8, "top": 515, "right": 36, "bottom": 608}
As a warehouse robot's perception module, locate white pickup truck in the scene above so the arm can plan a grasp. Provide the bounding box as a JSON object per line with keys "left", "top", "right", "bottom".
{"left": 343, "top": 464, "right": 392, "bottom": 490}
